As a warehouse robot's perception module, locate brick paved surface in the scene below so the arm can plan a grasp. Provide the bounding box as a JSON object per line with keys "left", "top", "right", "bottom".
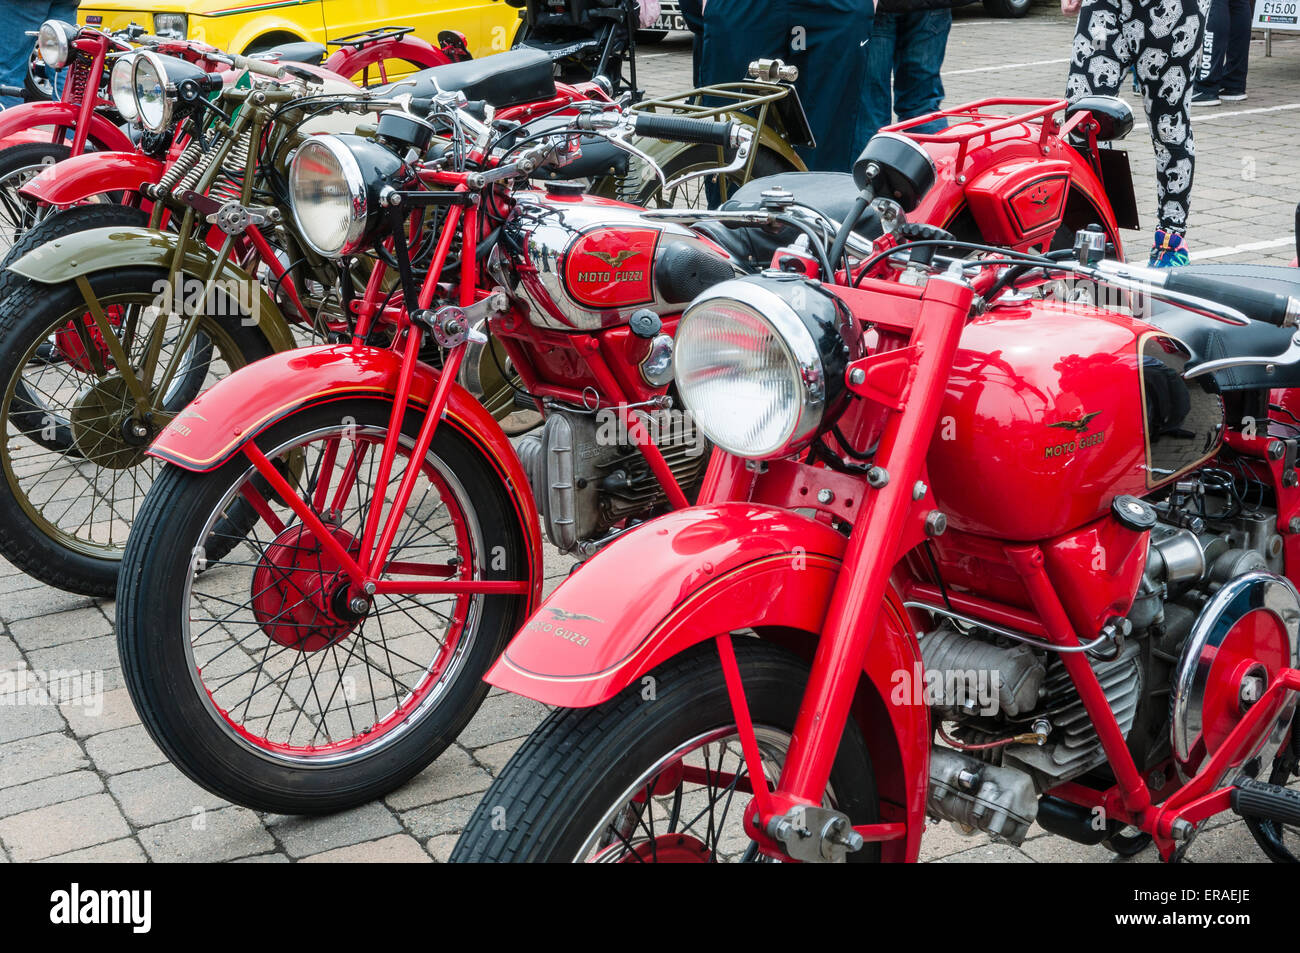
{"left": 3, "top": 6, "right": 1300, "bottom": 862}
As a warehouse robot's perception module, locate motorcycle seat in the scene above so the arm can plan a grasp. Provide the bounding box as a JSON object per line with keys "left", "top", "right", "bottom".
{"left": 371, "top": 48, "right": 557, "bottom": 109}
{"left": 250, "top": 41, "right": 327, "bottom": 66}
{"left": 1146, "top": 263, "right": 1300, "bottom": 392}
{"left": 692, "top": 172, "right": 881, "bottom": 272}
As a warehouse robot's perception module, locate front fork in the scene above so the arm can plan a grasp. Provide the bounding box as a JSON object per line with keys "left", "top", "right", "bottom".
{"left": 713, "top": 278, "right": 975, "bottom": 860}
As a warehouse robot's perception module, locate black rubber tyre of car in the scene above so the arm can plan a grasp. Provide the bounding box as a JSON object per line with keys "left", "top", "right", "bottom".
{"left": 452, "top": 639, "right": 881, "bottom": 862}
{"left": 116, "top": 399, "right": 530, "bottom": 815}
{"left": 982, "top": 0, "right": 1033, "bottom": 18}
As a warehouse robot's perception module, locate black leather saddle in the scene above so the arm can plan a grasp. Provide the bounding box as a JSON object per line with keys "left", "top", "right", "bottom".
{"left": 692, "top": 172, "right": 880, "bottom": 272}
{"left": 372, "top": 48, "right": 557, "bottom": 109}
{"left": 250, "top": 41, "right": 327, "bottom": 66}
{"left": 1147, "top": 263, "right": 1300, "bottom": 392}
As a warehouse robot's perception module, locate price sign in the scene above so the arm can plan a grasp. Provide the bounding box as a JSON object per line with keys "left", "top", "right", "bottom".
{"left": 1255, "top": 0, "right": 1300, "bottom": 29}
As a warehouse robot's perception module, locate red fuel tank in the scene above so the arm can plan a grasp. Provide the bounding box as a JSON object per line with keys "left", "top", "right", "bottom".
{"left": 926, "top": 299, "right": 1224, "bottom": 541}
{"left": 504, "top": 189, "right": 738, "bottom": 332}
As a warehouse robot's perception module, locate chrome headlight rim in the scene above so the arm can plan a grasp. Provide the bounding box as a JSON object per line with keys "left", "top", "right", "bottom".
{"left": 36, "top": 19, "right": 76, "bottom": 70}
{"left": 675, "top": 276, "right": 839, "bottom": 461}
{"left": 109, "top": 52, "right": 140, "bottom": 123}
{"left": 289, "top": 136, "right": 371, "bottom": 259}
{"left": 131, "top": 50, "right": 173, "bottom": 133}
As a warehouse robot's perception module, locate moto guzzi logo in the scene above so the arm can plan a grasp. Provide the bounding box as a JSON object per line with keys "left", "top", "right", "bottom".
{"left": 522, "top": 606, "right": 604, "bottom": 647}
{"left": 1044, "top": 411, "right": 1105, "bottom": 458}
{"left": 574, "top": 249, "right": 644, "bottom": 284}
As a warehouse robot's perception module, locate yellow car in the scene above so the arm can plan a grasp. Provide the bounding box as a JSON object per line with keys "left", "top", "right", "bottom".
{"left": 77, "top": 0, "right": 523, "bottom": 61}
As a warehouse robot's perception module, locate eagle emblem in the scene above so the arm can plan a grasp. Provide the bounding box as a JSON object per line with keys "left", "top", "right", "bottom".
{"left": 1047, "top": 411, "right": 1102, "bottom": 433}
{"left": 588, "top": 249, "right": 638, "bottom": 268}
{"left": 543, "top": 607, "right": 603, "bottom": 624}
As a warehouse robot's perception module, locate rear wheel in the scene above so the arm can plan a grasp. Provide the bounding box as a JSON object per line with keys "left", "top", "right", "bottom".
{"left": 452, "top": 639, "right": 879, "bottom": 862}
{"left": 116, "top": 399, "right": 529, "bottom": 814}
{"left": 982, "top": 0, "right": 1032, "bottom": 17}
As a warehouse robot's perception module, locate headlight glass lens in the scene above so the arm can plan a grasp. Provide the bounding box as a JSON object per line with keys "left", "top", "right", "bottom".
{"left": 110, "top": 54, "right": 139, "bottom": 121}
{"left": 675, "top": 298, "right": 808, "bottom": 459}
{"left": 132, "top": 53, "right": 169, "bottom": 133}
{"left": 290, "top": 138, "right": 363, "bottom": 258}
{"left": 153, "top": 13, "right": 188, "bottom": 39}
{"left": 36, "top": 20, "right": 70, "bottom": 69}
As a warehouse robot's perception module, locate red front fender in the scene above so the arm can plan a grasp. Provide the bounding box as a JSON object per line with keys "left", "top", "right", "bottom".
{"left": 0, "top": 102, "right": 135, "bottom": 154}
{"left": 487, "top": 502, "right": 930, "bottom": 860}
{"left": 20, "top": 150, "right": 163, "bottom": 206}
{"left": 148, "top": 343, "right": 545, "bottom": 610}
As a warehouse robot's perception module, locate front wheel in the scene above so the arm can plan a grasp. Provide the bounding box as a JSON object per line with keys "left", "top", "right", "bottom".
{"left": 452, "top": 639, "right": 880, "bottom": 862}
{"left": 116, "top": 399, "right": 529, "bottom": 814}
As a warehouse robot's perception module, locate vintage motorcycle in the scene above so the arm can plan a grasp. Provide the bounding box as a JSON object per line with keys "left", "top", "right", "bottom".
{"left": 109, "top": 85, "right": 1141, "bottom": 815}
{"left": 453, "top": 133, "right": 1300, "bottom": 863}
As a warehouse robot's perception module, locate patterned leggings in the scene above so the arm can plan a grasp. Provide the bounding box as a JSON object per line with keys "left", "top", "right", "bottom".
{"left": 1067, "top": 0, "right": 1204, "bottom": 232}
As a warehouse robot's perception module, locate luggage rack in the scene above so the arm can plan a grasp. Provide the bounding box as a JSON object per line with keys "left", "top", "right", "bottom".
{"left": 886, "top": 97, "right": 1070, "bottom": 170}
{"left": 327, "top": 26, "right": 416, "bottom": 50}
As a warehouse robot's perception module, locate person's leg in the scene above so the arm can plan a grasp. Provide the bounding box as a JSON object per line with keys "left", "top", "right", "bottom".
{"left": 789, "top": 0, "right": 874, "bottom": 171}
{"left": 1066, "top": 0, "right": 1126, "bottom": 102}
{"left": 679, "top": 0, "right": 705, "bottom": 88}
{"left": 1138, "top": 0, "right": 1201, "bottom": 258}
{"left": 0, "top": 2, "right": 59, "bottom": 108}
{"left": 862, "top": 11, "right": 898, "bottom": 141}
{"left": 1193, "top": 0, "right": 1227, "bottom": 100}
{"left": 891, "top": 8, "right": 952, "bottom": 134}
{"left": 1219, "top": 0, "right": 1251, "bottom": 96}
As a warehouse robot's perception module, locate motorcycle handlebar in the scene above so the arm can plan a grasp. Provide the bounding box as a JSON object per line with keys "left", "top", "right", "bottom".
{"left": 1160, "top": 271, "right": 1300, "bottom": 328}
{"left": 630, "top": 113, "right": 736, "bottom": 147}
{"left": 235, "top": 54, "right": 289, "bottom": 78}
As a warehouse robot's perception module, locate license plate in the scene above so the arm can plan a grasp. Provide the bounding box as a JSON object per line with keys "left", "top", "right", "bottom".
{"left": 653, "top": 14, "right": 688, "bottom": 31}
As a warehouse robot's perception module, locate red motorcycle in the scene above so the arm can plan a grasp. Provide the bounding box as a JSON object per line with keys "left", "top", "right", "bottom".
{"left": 453, "top": 133, "right": 1300, "bottom": 863}
{"left": 110, "top": 89, "right": 1139, "bottom": 815}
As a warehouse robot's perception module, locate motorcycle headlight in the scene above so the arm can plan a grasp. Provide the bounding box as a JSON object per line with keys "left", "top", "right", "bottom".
{"left": 289, "top": 135, "right": 406, "bottom": 258}
{"left": 36, "top": 20, "right": 76, "bottom": 70}
{"left": 152, "top": 13, "right": 189, "bottom": 39}
{"left": 132, "top": 51, "right": 219, "bottom": 134}
{"left": 110, "top": 53, "right": 139, "bottom": 122}
{"left": 674, "top": 276, "right": 850, "bottom": 460}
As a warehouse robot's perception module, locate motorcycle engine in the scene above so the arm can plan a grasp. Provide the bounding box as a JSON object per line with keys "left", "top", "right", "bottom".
{"left": 922, "top": 467, "right": 1294, "bottom": 845}
{"left": 517, "top": 406, "right": 710, "bottom": 555}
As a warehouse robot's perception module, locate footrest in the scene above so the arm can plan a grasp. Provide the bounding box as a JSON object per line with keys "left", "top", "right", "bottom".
{"left": 1231, "top": 777, "right": 1300, "bottom": 826}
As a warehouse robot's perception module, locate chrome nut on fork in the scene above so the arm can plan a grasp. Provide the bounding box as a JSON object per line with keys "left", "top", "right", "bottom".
{"left": 766, "top": 805, "right": 865, "bottom": 863}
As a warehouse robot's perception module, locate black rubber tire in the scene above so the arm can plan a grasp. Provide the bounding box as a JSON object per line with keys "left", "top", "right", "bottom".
{"left": 0, "top": 141, "right": 70, "bottom": 254}
{"left": 0, "top": 266, "right": 276, "bottom": 596}
{"left": 2, "top": 203, "right": 150, "bottom": 456}
{"left": 1102, "top": 827, "right": 1153, "bottom": 857}
{"left": 452, "top": 639, "right": 880, "bottom": 862}
{"left": 982, "top": 0, "right": 1032, "bottom": 17}
{"left": 116, "top": 399, "right": 529, "bottom": 815}
{"left": 637, "top": 144, "right": 794, "bottom": 209}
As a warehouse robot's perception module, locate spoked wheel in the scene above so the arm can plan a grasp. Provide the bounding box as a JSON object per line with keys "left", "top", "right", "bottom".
{"left": 453, "top": 640, "right": 880, "bottom": 862}
{"left": 0, "top": 142, "right": 70, "bottom": 259}
{"left": 116, "top": 400, "right": 528, "bottom": 814}
{"left": 0, "top": 266, "right": 272, "bottom": 594}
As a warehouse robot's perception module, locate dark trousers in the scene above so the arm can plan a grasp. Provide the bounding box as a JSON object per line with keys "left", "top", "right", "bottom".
{"left": 863, "top": 9, "right": 953, "bottom": 141}
{"left": 1195, "top": 0, "right": 1251, "bottom": 95}
{"left": 699, "top": 0, "right": 874, "bottom": 172}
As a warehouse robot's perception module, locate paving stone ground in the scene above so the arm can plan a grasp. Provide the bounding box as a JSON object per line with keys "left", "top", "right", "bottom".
{"left": 3, "top": 6, "right": 1300, "bottom": 862}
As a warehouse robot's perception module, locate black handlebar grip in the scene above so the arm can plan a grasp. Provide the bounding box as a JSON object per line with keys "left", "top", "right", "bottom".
{"left": 1162, "top": 271, "right": 1295, "bottom": 327}
{"left": 632, "top": 113, "right": 735, "bottom": 147}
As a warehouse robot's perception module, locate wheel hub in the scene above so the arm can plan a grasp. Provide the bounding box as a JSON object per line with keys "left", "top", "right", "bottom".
{"left": 622, "top": 833, "right": 712, "bottom": 863}
{"left": 251, "top": 523, "right": 365, "bottom": 652}
{"left": 69, "top": 374, "right": 149, "bottom": 469}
